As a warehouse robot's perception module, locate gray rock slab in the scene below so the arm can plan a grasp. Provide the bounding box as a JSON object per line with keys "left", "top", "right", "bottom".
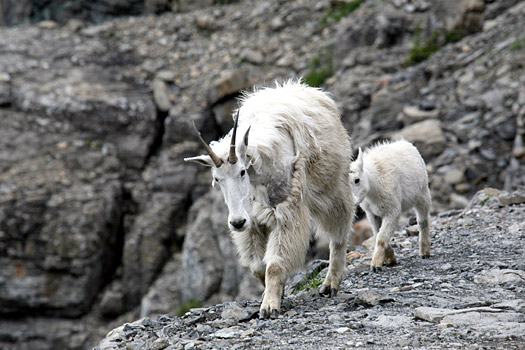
{"left": 474, "top": 269, "right": 525, "bottom": 285}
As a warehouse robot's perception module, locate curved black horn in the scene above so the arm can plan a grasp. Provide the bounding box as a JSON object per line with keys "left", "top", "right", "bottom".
{"left": 228, "top": 110, "right": 240, "bottom": 164}
{"left": 192, "top": 121, "right": 223, "bottom": 167}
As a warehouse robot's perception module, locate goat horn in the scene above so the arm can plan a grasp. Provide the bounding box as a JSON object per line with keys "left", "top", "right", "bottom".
{"left": 191, "top": 121, "right": 223, "bottom": 167}
{"left": 228, "top": 110, "right": 240, "bottom": 164}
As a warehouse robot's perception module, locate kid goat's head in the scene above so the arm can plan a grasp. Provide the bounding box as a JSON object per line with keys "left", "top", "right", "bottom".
{"left": 349, "top": 147, "right": 369, "bottom": 205}
{"left": 184, "top": 111, "right": 252, "bottom": 232}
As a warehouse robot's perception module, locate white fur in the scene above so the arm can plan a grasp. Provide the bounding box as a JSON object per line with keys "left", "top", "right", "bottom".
{"left": 349, "top": 140, "right": 431, "bottom": 270}
{"left": 185, "top": 81, "right": 355, "bottom": 317}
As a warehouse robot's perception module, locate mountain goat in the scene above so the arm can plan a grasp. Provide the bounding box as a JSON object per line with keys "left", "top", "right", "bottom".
{"left": 349, "top": 140, "right": 431, "bottom": 272}
{"left": 185, "top": 81, "right": 355, "bottom": 318}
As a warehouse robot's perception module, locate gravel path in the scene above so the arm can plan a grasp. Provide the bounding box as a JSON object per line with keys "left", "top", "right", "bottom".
{"left": 96, "top": 188, "right": 525, "bottom": 350}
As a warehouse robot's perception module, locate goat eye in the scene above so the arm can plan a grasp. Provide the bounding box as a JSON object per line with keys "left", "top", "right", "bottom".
{"left": 214, "top": 177, "right": 220, "bottom": 183}
{"left": 240, "top": 169, "right": 246, "bottom": 177}
{"left": 354, "top": 178, "right": 360, "bottom": 184}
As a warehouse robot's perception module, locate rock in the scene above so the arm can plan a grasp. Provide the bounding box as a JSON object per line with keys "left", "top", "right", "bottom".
{"left": 335, "top": 327, "right": 350, "bottom": 333}
{"left": 145, "top": 0, "right": 170, "bottom": 14}
{"left": 195, "top": 13, "right": 217, "bottom": 31}
{"left": 402, "top": 105, "right": 440, "bottom": 124}
{"left": 444, "top": 168, "right": 465, "bottom": 185}
{"left": 416, "top": 305, "right": 525, "bottom": 339}
{"left": 214, "top": 327, "right": 241, "bottom": 339}
{"left": 414, "top": 306, "right": 496, "bottom": 322}
{"left": 221, "top": 302, "right": 257, "bottom": 322}
{"left": 393, "top": 119, "right": 447, "bottom": 160}
{"left": 152, "top": 78, "right": 172, "bottom": 112}
{"left": 435, "top": 0, "right": 486, "bottom": 34}
{"left": 328, "top": 314, "right": 344, "bottom": 324}
{"left": 10, "top": 66, "right": 158, "bottom": 170}
{"left": 241, "top": 48, "right": 264, "bottom": 65}
{"left": 498, "top": 188, "right": 525, "bottom": 206}
{"left": 0, "top": 0, "right": 31, "bottom": 26}
{"left": 173, "top": 0, "right": 214, "bottom": 13}
{"left": 139, "top": 255, "right": 183, "bottom": 318}
{"left": 208, "top": 69, "right": 247, "bottom": 105}
{"left": 367, "top": 82, "right": 421, "bottom": 131}
{"left": 474, "top": 269, "right": 525, "bottom": 285}
{"left": 0, "top": 72, "right": 10, "bottom": 82}
{"left": 355, "top": 290, "right": 394, "bottom": 306}
{"left": 371, "top": 315, "right": 413, "bottom": 328}
{"left": 507, "top": 222, "right": 523, "bottom": 234}
{"left": 480, "top": 89, "right": 505, "bottom": 110}
{"left": 458, "top": 0, "right": 486, "bottom": 32}
{"left": 0, "top": 109, "right": 125, "bottom": 317}
{"left": 122, "top": 192, "right": 190, "bottom": 308}
{"left": 37, "top": 20, "right": 59, "bottom": 29}
{"left": 361, "top": 235, "right": 376, "bottom": 252}
{"left": 98, "top": 280, "right": 124, "bottom": 318}
{"left": 351, "top": 217, "right": 373, "bottom": 246}
{"left": 449, "top": 192, "right": 469, "bottom": 209}
{"left": 404, "top": 224, "right": 419, "bottom": 236}
{"left": 0, "top": 82, "right": 10, "bottom": 106}
{"left": 151, "top": 337, "right": 169, "bottom": 350}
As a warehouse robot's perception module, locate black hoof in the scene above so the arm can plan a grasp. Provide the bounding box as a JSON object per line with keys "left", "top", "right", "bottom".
{"left": 270, "top": 309, "right": 279, "bottom": 319}
{"left": 319, "top": 284, "right": 329, "bottom": 296}
{"left": 259, "top": 309, "right": 269, "bottom": 319}
{"left": 371, "top": 265, "right": 382, "bottom": 273}
{"left": 421, "top": 254, "right": 430, "bottom": 259}
{"left": 330, "top": 288, "right": 338, "bottom": 297}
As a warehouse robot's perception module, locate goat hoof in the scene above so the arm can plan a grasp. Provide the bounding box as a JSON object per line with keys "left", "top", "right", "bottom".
{"left": 259, "top": 309, "right": 269, "bottom": 319}
{"left": 371, "top": 265, "right": 382, "bottom": 273}
{"left": 319, "top": 285, "right": 338, "bottom": 297}
{"left": 421, "top": 254, "right": 430, "bottom": 259}
{"left": 319, "top": 284, "right": 328, "bottom": 295}
{"left": 270, "top": 309, "right": 279, "bottom": 319}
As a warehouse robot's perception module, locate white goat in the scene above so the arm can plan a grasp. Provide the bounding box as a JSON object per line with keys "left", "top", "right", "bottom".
{"left": 349, "top": 140, "right": 431, "bottom": 271}
{"left": 185, "top": 81, "right": 355, "bottom": 318}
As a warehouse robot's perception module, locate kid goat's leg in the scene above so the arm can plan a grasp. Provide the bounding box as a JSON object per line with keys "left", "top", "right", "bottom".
{"left": 370, "top": 215, "right": 398, "bottom": 272}
{"left": 365, "top": 210, "right": 382, "bottom": 236}
{"left": 416, "top": 191, "right": 431, "bottom": 258}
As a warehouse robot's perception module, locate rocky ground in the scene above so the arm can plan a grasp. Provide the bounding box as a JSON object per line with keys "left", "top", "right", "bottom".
{"left": 96, "top": 188, "right": 525, "bottom": 350}
{"left": 0, "top": 0, "right": 524, "bottom": 349}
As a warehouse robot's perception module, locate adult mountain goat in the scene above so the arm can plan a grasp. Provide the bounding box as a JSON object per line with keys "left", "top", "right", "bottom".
{"left": 349, "top": 140, "right": 431, "bottom": 272}
{"left": 185, "top": 81, "right": 355, "bottom": 318}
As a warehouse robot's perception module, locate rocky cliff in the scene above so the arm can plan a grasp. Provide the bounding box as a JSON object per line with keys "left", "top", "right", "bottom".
{"left": 0, "top": 0, "right": 524, "bottom": 349}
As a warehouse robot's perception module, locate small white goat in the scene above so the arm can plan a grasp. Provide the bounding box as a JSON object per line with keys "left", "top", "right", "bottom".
{"left": 185, "top": 81, "right": 355, "bottom": 318}
{"left": 349, "top": 140, "right": 431, "bottom": 271}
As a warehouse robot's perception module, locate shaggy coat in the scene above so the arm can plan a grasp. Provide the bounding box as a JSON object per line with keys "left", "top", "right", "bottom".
{"left": 185, "top": 81, "right": 354, "bottom": 318}
{"left": 349, "top": 140, "right": 431, "bottom": 271}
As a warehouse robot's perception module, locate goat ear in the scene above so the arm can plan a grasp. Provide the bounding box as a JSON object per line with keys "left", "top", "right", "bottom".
{"left": 238, "top": 126, "right": 251, "bottom": 161}
{"left": 356, "top": 147, "right": 364, "bottom": 171}
{"left": 184, "top": 155, "right": 215, "bottom": 167}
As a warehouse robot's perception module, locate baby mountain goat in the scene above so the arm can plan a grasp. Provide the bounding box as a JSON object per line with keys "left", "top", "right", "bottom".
{"left": 185, "top": 81, "right": 355, "bottom": 318}
{"left": 349, "top": 140, "right": 431, "bottom": 272}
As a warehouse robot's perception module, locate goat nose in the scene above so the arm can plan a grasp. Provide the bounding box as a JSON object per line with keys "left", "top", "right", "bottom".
{"left": 230, "top": 219, "right": 246, "bottom": 230}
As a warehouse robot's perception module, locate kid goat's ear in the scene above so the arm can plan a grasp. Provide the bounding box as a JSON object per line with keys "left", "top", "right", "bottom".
{"left": 356, "top": 147, "right": 364, "bottom": 171}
